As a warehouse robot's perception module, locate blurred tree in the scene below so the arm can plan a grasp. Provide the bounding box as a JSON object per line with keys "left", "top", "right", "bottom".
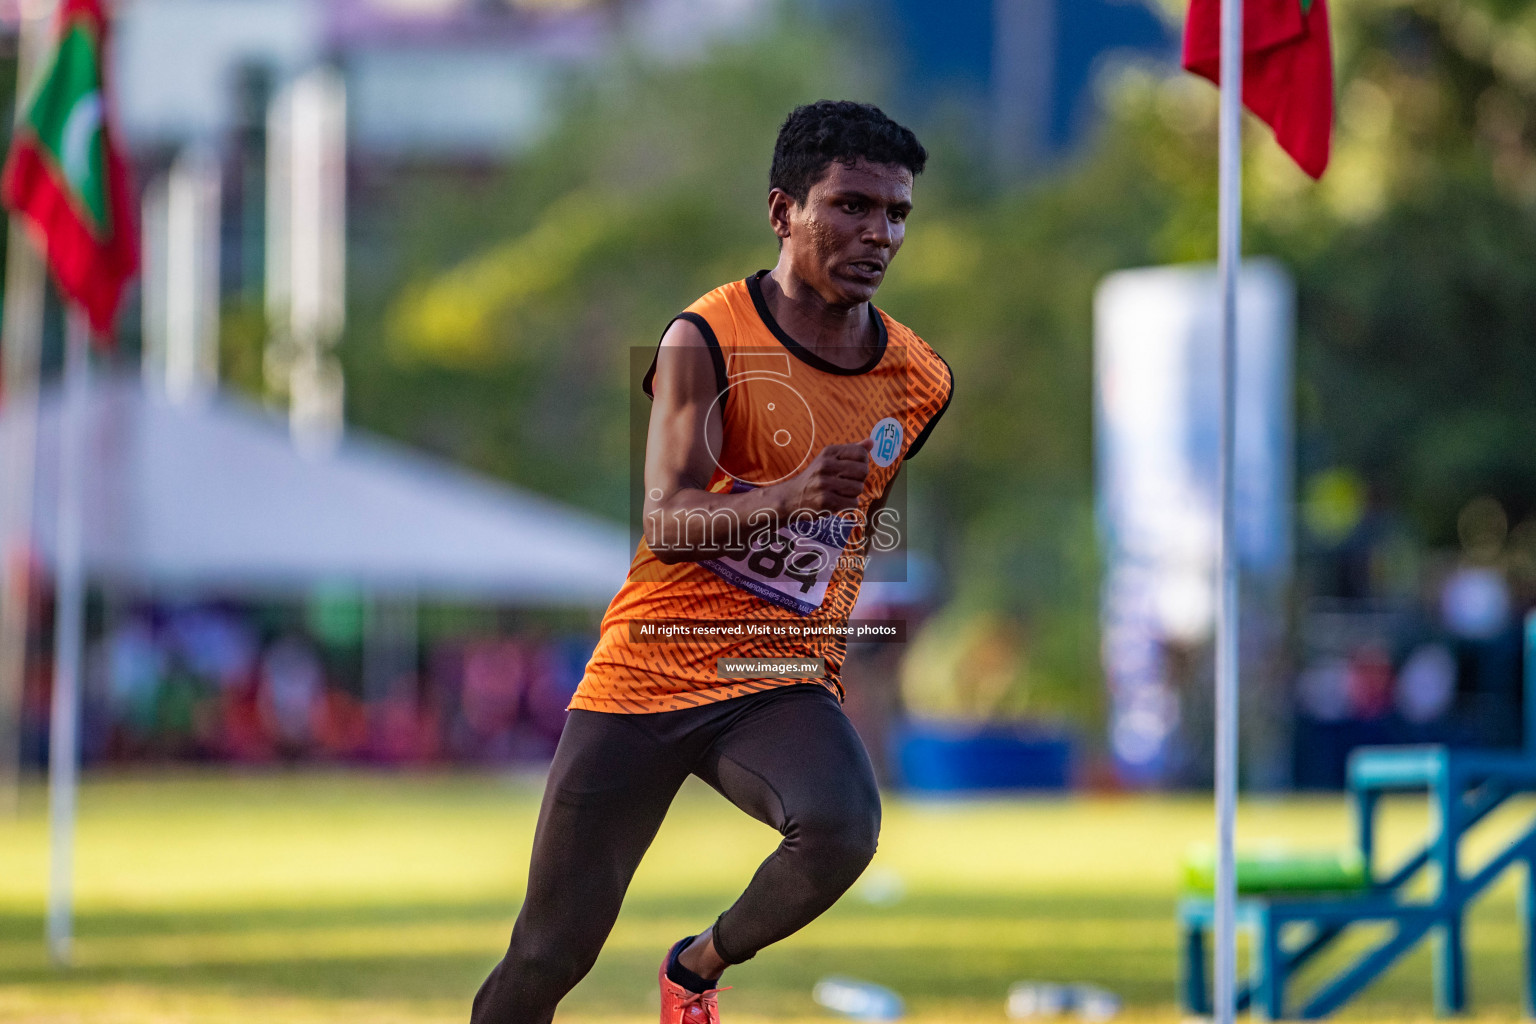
{"left": 343, "top": 23, "right": 855, "bottom": 521}
{"left": 1106, "top": 0, "right": 1536, "bottom": 544}
{"left": 1282, "top": 0, "right": 1536, "bottom": 545}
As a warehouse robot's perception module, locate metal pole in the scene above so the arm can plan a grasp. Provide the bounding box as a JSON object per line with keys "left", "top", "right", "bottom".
{"left": 0, "top": 227, "right": 46, "bottom": 819}
{"left": 1214, "top": 0, "right": 1244, "bottom": 1018}
{"left": 272, "top": 68, "right": 346, "bottom": 453}
{"left": 46, "top": 307, "right": 89, "bottom": 967}
{"left": 0, "top": 0, "right": 57, "bottom": 819}
{"left": 143, "top": 148, "right": 222, "bottom": 403}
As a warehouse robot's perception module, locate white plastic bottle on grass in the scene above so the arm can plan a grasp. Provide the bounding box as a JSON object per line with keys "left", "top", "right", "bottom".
{"left": 1006, "top": 982, "right": 1120, "bottom": 1021}
{"left": 813, "top": 976, "right": 904, "bottom": 1021}
{"left": 1069, "top": 985, "right": 1121, "bottom": 1021}
{"left": 1006, "top": 982, "right": 1070, "bottom": 1018}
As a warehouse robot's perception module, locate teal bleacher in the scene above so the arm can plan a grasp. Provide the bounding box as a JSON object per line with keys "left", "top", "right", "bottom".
{"left": 1177, "top": 611, "right": 1536, "bottom": 1019}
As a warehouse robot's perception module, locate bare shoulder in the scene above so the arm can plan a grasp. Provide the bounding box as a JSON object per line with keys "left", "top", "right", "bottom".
{"left": 658, "top": 316, "right": 709, "bottom": 350}
{"left": 650, "top": 316, "right": 720, "bottom": 407}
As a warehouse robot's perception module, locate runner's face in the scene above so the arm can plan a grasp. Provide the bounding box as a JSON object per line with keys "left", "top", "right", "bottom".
{"left": 776, "top": 158, "right": 913, "bottom": 308}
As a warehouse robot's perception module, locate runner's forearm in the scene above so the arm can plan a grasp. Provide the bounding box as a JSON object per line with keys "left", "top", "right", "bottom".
{"left": 645, "top": 483, "right": 799, "bottom": 563}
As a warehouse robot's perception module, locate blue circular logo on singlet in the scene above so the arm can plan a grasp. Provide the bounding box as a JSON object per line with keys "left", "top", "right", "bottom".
{"left": 869, "top": 417, "right": 902, "bottom": 468}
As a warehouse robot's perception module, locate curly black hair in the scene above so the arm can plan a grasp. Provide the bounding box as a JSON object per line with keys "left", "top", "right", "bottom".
{"left": 769, "top": 100, "right": 927, "bottom": 205}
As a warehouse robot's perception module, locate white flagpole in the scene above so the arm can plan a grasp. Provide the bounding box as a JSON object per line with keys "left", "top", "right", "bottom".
{"left": 0, "top": 0, "right": 57, "bottom": 820}
{"left": 46, "top": 306, "right": 89, "bottom": 966}
{"left": 0, "top": 220, "right": 46, "bottom": 820}
{"left": 1214, "top": 0, "right": 1243, "bottom": 1019}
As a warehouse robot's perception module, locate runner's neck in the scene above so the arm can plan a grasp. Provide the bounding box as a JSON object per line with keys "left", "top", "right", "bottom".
{"left": 760, "top": 268, "right": 879, "bottom": 370}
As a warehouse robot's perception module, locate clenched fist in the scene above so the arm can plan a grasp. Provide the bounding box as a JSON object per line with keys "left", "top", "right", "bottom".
{"left": 782, "top": 438, "right": 874, "bottom": 515}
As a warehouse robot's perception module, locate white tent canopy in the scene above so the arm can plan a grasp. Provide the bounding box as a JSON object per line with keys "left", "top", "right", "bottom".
{"left": 1, "top": 377, "right": 632, "bottom": 604}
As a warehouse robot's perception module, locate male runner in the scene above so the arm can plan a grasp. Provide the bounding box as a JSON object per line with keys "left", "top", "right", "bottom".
{"left": 471, "top": 100, "right": 952, "bottom": 1024}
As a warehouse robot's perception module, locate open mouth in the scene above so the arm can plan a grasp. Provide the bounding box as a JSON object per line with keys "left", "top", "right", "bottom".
{"left": 846, "top": 260, "right": 885, "bottom": 278}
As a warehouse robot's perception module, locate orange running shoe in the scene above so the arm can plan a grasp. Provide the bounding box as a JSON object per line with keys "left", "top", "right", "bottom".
{"left": 659, "top": 939, "right": 730, "bottom": 1024}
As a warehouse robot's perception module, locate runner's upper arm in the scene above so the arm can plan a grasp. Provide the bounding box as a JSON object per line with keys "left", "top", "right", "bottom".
{"left": 643, "top": 318, "right": 726, "bottom": 558}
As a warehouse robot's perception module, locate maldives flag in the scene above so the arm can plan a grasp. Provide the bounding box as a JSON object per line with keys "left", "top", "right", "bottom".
{"left": 1183, "top": 0, "right": 1334, "bottom": 179}
{"left": 2, "top": 0, "right": 138, "bottom": 338}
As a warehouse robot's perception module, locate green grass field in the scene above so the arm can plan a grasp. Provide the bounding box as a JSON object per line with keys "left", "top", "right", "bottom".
{"left": 1, "top": 772, "right": 1533, "bottom": 1023}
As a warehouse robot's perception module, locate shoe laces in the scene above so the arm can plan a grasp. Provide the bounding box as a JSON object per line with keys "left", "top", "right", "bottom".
{"left": 676, "top": 985, "right": 730, "bottom": 1024}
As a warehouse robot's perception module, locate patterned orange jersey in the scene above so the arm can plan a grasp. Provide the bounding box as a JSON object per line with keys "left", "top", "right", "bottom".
{"left": 570, "top": 271, "right": 952, "bottom": 713}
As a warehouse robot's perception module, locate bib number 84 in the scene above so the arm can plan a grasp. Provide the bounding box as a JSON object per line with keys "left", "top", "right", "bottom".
{"left": 741, "top": 530, "right": 826, "bottom": 594}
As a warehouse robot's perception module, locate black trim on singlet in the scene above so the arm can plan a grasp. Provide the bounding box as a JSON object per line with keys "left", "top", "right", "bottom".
{"left": 903, "top": 351, "right": 953, "bottom": 461}
{"left": 745, "top": 269, "right": 888, "bottom": 376}
{"left": 641, "top": 311, "right": 729, "bottom": 410}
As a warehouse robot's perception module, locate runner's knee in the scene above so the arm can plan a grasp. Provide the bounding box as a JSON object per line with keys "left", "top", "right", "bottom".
{"left": 500, "top": 935, "right": 597, "bottom": 1003}
{"left": 790, "top": 807, "right": 879, "bottom": 884}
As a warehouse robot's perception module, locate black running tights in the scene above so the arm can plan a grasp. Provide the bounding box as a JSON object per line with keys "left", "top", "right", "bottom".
{"left": 469, "top": 684, "right": 881, "bottom": 1024}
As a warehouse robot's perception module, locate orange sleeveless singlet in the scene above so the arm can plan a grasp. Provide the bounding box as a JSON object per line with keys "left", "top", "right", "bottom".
{"left": 569, "top": 271, "right": 952, "bottom": 713}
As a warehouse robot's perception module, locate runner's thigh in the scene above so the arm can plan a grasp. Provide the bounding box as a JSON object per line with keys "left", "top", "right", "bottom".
{"left": 518, "top": 710, "right": 693, "bottom": 934}
{"left": 698, "top": 686, "right": 880, "bottom": 836}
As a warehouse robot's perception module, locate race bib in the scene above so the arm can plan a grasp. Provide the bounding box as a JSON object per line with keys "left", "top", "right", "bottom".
{"left": 700, "top": 485, "right": 855, "bottom": 616}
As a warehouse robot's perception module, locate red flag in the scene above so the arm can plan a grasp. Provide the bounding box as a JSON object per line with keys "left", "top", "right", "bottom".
{"left": 2, "top": 0, "right": 138, "bottom": 339}
{"left": 1183, "top": 0, "right": 1334, "bottom": 179}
